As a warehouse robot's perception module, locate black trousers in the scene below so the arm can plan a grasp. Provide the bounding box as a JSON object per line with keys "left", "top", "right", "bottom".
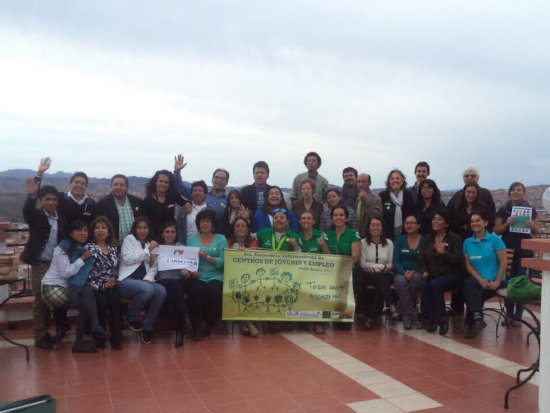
{"left": 156, "top": 278, "right": 188, "bottom": 331}
{"left": 94, "top": 287, "right": 122, "bottom": 343}
{"left": 186, "top": 279, "right": 223, "bottom": 330}
{"left": 363, "top": 271, "right": 394, "bottom": 318}
{"left": 463, "top": 276, "right": 501, "bottom": 323}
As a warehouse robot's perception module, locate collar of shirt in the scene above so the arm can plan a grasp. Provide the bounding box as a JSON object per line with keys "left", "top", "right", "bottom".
{"left": 192, "top": 203, "right": 206, "bottom": 211}
{"left": 208, "top": 190, "right": 226, "bottom": 199}
{"left": 307, "top": 171, "right": 319, "bottom": 179}
{"left": 67, "top": 191, "right": 88, "bottom": 205}
{"left": 42, "top": 209, "right": 59, "bottom": 220}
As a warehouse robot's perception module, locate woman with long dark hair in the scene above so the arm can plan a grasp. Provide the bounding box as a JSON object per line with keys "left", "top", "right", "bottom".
{"left": 87, "top": 216, "right": 123, "bottom": 350}
{"left": 118, "top": 216, "right": 166, "bottom": 344}
{"left": 318, "top": 188, "right": 359, "bottom": 231}
{"left": 416, "top": 179, "right": 446, "bottom": 235}
{"left": 393, "top": 214, "right": 424, "bottom": 329}
{"left": 220, "top": 189, "right": 254, "bottom": 237}
{"left": 154, "top": 221, "right": 189, "bottom": 348}
{"left": 449, "top": 182, "right": 494, "bottom": 241}
{"left": 186, "top": 209, "right": 228, "bottom": 341}
{"left": 359, "top": 217, "right": 396, "bottom": 329}
{"left": 141, "top": 170, "right": 184, "bottom": 237}
{"left": 254, "top": 186, "right": 298, "bottom": 233}
{"left": 228, "top": 217, "right": 260, "bottom": 337}
{"left": 419, "top": 209, "right": 464, "bottom": 335}
{"left": 41, "top": 219, "right": 109, "bottom": 353}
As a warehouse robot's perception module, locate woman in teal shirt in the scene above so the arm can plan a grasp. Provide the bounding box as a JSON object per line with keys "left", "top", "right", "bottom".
{"left": 288, "top": 210, "right": 325, "bottom": 253}
{"left": 463, "top": 210, "right": 506, "bottom": 338}
{"left": 392, "top": 214, "right": 424, "bottom": 329}
{"left": 256, "top": 208, "right": 297, "bottom": 251}
{"left": 186, "top": 209, "right": 228, "bottom": 340}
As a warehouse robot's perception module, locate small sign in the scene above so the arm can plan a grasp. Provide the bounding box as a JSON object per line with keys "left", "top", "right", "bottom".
{"left": 510, "top": 206, "right": 533, "bottom": 234}
{"left": 156, "top": 245, "right": 200, "bottom": 272}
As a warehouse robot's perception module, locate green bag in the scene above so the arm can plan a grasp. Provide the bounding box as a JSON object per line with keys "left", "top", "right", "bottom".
{"left": 507, "top": 276, "right": 541, "bottom": 301}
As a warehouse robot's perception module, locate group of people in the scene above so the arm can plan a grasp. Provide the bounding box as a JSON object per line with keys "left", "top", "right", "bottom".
{"left": 20, "top": 153, "right": 539, "bottom": 352}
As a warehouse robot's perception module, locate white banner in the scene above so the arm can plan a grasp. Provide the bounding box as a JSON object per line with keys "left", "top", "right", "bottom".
{"left": 156, "top": 245, "right": 200, "bottom": 272}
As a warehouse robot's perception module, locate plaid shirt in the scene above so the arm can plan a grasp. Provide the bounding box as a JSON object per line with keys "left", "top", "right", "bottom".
{"left": 115, "top": 196, "right": 134, "bottom": 240}
{"left": 318, "top": 205, "right": 359, "bottom": 232}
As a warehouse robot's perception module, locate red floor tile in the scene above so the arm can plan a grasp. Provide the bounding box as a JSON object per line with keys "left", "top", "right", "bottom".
{"left": 249, "top": 394, "right": 303, "bottom": 413}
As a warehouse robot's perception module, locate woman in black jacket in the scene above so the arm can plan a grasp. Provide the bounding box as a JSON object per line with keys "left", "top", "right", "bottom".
{"left": 141, "top": 170, "right": 184, "bottom": 238}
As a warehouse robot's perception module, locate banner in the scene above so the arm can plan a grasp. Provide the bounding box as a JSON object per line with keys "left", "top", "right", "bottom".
{"left": 156, "top": 245, "right": 200, "bottom": 272}
{"left": 223, "top": 249, "right": 355, "bottom": 322}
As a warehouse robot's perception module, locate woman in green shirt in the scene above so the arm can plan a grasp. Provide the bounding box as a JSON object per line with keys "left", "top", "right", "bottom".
{"left": 288, "top": 211, "right": 325, "bottom": 253}
{"left": 321, "top": 207, "right": 361, "bottom": 262}
{"left": 256, "top": 208, "right": 297, "bottom": 251}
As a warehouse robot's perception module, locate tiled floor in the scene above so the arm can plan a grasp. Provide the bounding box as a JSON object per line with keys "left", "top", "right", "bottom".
{"left": 0, "top": 306, "right": 540, "bottom": 413}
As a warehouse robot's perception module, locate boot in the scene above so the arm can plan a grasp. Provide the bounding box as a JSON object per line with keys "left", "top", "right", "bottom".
{"left": 438, "top": 318, "right": 449, "bottom": 335}
{"left": 402, "top": 314, "right": 412, "bottom": 330}
{"left": 411, "top": 311, "right": 422, "bottom": 329}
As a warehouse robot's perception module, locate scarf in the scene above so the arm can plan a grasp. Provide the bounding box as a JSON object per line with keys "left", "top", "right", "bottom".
{"left": 58, "top": 238, "right": 93, "bottom": 287}
{"left": 390, "top": 190, "right": 403, "bottom": 230}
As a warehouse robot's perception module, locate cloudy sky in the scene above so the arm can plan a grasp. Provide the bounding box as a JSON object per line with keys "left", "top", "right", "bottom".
{"left": 1, "top": 1, "right": 549, "bottom": 190}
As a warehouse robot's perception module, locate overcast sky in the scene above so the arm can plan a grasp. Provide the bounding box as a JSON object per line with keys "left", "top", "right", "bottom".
{"left": 1, "top": 1, "right": 549, "bottom": 190}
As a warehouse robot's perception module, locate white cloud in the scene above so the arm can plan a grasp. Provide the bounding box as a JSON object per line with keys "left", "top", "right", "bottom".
{"left": 0, "top": 1, "right": 549, "bottom": 189}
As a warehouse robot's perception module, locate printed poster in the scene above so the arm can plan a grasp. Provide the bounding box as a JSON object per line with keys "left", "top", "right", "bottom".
{"left": 223, "top": 249, "right": 355, "bottom": 322}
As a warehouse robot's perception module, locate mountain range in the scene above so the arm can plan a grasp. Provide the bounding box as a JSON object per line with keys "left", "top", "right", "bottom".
{"left": 0, "top": 169, "right": 548, "bottom": 222}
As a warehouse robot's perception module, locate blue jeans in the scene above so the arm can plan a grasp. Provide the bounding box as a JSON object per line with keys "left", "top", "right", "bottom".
{"left": 118, "top": 278, "right": 166, "bottom": 331}
{"left": 420, "top": 275, "right": 462, "bottom": 319}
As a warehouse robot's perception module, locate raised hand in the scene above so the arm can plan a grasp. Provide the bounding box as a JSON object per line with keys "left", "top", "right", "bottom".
{"left": 37, "top": 157, "right": 52, "bottom": 176}
{"left": 25, "top": 177, "right": 40, "bottom": 195}
{"left": 174, "top": 154, "right": 187, "bottom": 172}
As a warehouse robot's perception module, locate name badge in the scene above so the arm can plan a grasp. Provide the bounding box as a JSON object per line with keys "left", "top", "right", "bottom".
{"left": 401, "top": 249, "right": 410, "bottom": 253}
{"left": 168, "top": 204, "right": 175, "bottom": 208}
{"left": 470, "top": 255, "right": 482, "bottom": 260}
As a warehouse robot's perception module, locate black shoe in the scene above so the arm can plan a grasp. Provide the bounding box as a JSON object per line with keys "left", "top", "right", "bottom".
{"left": 54, "top": 323, "right": 71, "bottom": 342}
{"left": 364, "top": 318, "right": 374, "bottom": 330}
{"left": 111, "top": 341, "right": 123, "bottom": 350}
{"left": 140, "top": 330, "right": 153, "bottom": 344}
{"left": 201, "top": 324, "right": 212, "bottom": 337}
{"left": 192, "top": 328, "right": 202, "bottom": 341}
{"left": 402, "top": 314, "right": 412, "bottom": 330}
{"left": 464, "top": 320, "right": 486, "bottom": 339}
{"left": 438, "top": 320, "right": 449, "bottom": 335}
{"left": 175, "top": 330, "right": 184, "bottom": 348}
{"left": 426, "top": 320, "right": 438, "bottom": 333}
{"left": 124, "top": 315, "right": 142, "bottom": 332}
{"left": 94, "top": 337, "right": 107, "bottom": 349}
{"left": 91, "top": 326, "right": 111, "bottom": 338}
{"left": 72, "top": 341, "right": 97, "bottom": 353}
{"left": 35, "top": 334, "right": 54, "bottom": 350}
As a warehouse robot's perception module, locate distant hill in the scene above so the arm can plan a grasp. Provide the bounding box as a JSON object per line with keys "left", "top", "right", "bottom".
{"left": 0, "top": 169, "right": 548, "bottom": 222}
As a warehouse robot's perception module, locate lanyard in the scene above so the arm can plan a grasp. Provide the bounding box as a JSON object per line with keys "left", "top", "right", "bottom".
{"left": 272, "top": 232, "right": 288, "bottom": 251}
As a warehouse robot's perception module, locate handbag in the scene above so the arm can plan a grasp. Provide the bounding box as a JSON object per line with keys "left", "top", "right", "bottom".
{"left": 507, "top": 275, "right": 541, "bottom": 301}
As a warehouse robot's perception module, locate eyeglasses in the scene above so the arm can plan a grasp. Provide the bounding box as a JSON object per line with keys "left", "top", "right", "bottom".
{"left": 213, "top": 176, "right": 227, "bottom": 181}
{"left": 274, "top": 208, "right": 287, "bottom": 214}
{"left": 404, "top": 221, "right": 418, "bottom": 225}
{"left": 463, "top": 174, "right": 478, "bottom": 178}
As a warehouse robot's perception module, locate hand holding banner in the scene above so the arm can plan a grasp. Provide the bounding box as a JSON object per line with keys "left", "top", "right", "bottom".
{"left": 156, "top": 245, "right": 200, "bottom": 272}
